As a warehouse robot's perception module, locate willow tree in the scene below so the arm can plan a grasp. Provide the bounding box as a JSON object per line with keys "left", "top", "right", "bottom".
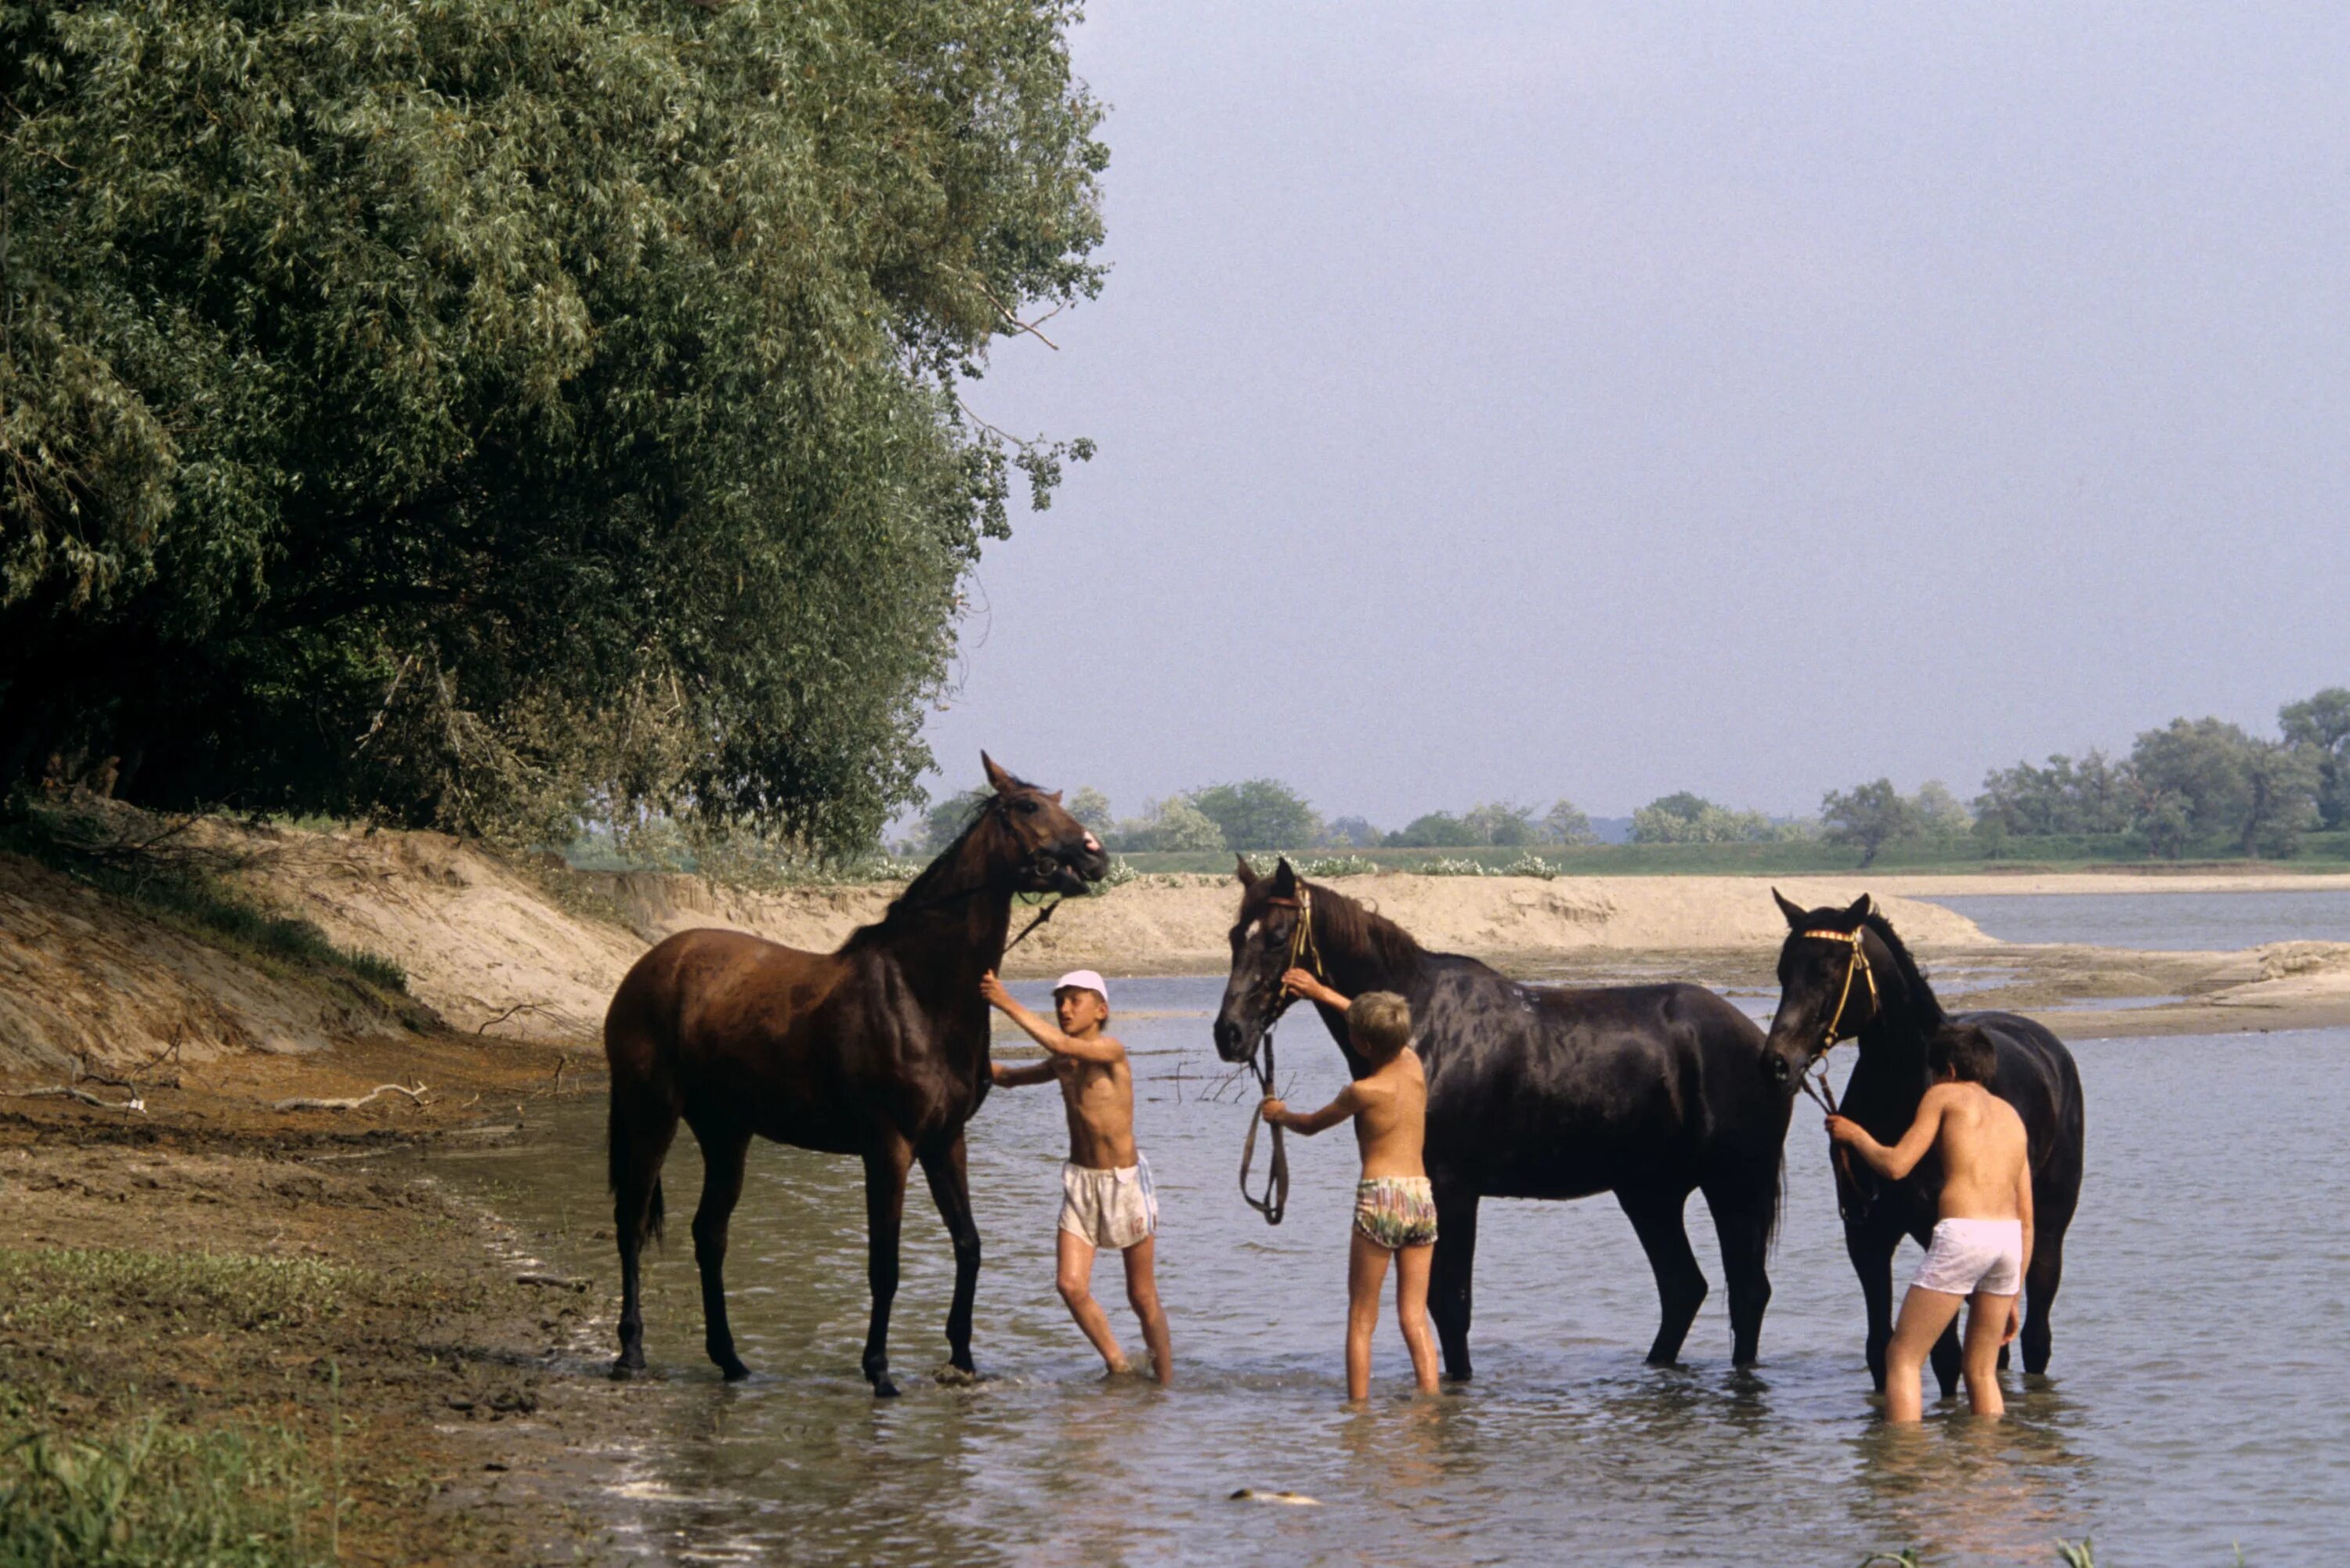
{"left": 0, "top": 0, "right": 1104, "bottom": 850}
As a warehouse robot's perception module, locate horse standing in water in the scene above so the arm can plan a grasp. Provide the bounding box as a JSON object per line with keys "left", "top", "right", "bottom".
{"left": 1213, "top": 859, "right": 1791, "bottom": 1378}
{"left": 602, "top": 755, "right": 1107, "bottom": 1395}
{"left": 1762, "top": 891, "right": 2084, "bottom": 1397}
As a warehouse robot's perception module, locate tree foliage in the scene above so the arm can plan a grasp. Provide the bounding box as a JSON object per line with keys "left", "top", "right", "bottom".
{"left": 1, "top": 0, "right": 1106, "bottom": 850}
{"left": 2280, "top": 687, "right": 2350, "bottom": 829}
{"left": 1187, "top": 779, "right": 1319, "bottom": 851}
{"left": 1820, "top": 779, "right": 1917, "bottom": 868}
{"left": 1630, "top": 792, "right": 1799, "bottom": 845}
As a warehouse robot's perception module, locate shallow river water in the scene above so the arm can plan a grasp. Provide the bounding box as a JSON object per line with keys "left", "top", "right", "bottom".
{"left": 1923, "top": 887, "right": 2350, "bottom": 950}
{"left": 421, "top": 976, "right": 2350, "bottom": 1566}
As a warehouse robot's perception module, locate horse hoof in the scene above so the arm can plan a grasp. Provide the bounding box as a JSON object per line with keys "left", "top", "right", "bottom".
{"left": 719, "top": 1360, "right": 752, "bottom": 1382}
{"left": 934, "top": 1364, "right": 988, "bottom": 1388}
{"left": 873, "top": 1376, "right": 901, "bottom": 1399}
{"left": 610, "top": 1357, "right": 645, "bottom": 1382}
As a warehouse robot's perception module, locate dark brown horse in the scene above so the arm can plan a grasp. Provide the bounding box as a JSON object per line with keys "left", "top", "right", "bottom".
{"left": 1213, "top": 859, "right": 1791, "bottom": 1378}
{"left": 602, "top": 755, "right": 1108, "bottom": 1395}
{"left": 1762, "top": 892, "right": 2084, "bottom": 1398}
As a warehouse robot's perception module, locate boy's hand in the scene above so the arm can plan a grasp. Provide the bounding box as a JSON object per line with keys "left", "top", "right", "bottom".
{"left": 1260, "top": 1097, "right": 1287, "bottom": 1125}
{"left": 1824, "top": 1115, "right": 1859, "bottom": 1145}
{"left": 979, "top": 970, "right": 1014, "bottom": 1011}
{"left": 1282, "top": 969, "right": 1338, "bottom": 1006}
{"left": 2002, "top": 1302, "right": 2022, "bottom": 1345}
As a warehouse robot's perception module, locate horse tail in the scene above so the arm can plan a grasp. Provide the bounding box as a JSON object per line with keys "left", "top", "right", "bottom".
{"left": 607, "top": 1091, "right": 667, "bottom": 1245}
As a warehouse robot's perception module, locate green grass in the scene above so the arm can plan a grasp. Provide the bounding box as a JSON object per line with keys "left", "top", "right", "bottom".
{"left": 0, "top": 1250, "right": 372, "bottom": 1339}
{"left": 1115, "top": 831, "right": 2350, "bottom": 879}
{"left": 0, "top": 800, "right": 410, "bottom": 995}
{"left": 0, "top": 1422, "right": 328, "bottom": 1568}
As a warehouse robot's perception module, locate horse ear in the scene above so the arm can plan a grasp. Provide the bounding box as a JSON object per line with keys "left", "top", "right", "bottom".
{"left": 1046, "top": 790, "right": 1063, "bottom": 804}
{"left": 1269, "top": 857, "right": 1298, "bottom": 899}
{"left": 1235, "top": 854, "right": 1260, "bottom": 888}
{"left": 980, "top": 752, "right": 1017, "bottom": 794}
{"left": 1845, "top": 892, "right": 1875, "bottom": 923}
{"left": 1772, "top": 887, "right": 1808, "bottom": 929}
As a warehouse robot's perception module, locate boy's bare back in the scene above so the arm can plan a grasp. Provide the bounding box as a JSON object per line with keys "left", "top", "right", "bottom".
{"left": 1923, "top": 1082, "right": 2030, "bottom": 1223}
{"left": 1347, "top": 1050, "right": 1428, "bottom": 1180}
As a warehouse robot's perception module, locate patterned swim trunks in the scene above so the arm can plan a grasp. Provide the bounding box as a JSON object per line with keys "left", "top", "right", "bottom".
{"left": 1353, "top": 1176, "right": 1438, "bottom": 1250}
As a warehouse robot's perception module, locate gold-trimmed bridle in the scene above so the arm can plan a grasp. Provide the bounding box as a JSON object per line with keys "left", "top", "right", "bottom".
{"left": 1235, "top": 885, "right": 1329, "bottom": 1226}
{"left": 1791, "top": 924, "right": 1880, "bottom": 1218}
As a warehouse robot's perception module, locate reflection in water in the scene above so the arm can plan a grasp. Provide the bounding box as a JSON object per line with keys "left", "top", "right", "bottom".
{"left": 1849, "top": 1398, "right": 2093, "bottom": 1562}
{"left": 408, "top": 997, "right": 2350, "bottom": 1566}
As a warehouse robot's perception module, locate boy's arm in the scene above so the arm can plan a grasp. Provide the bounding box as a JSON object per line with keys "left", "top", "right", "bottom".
{"left": 2006, "top": 1151, "right": 2037, "bottom": 1342}
{"left": 1282, "top": 969, "right": 1350, "bottom": 1010}
{"left": 980, "top": 970, "right": 1126, "bottom": 1064}
{"left": 1261, "top": 1083, "right": 1361, "bottom": 1136}
{"left": 1826, "top": 1089, "right": 1947, "bottom": 1180}
{"left": 2015, "top": 1151, "right": 2036, "bottom": 1263}
{"left": 990, "top": 1057, "right": 1058, "bottom": 1088}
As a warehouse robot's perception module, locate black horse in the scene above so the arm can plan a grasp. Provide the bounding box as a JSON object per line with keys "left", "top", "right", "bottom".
{"left": 1213, "top": 858, "right": 1791, "bottom": 1378}
{"left": 1762, "top": 891, "right": 2085, "bottom": 1397}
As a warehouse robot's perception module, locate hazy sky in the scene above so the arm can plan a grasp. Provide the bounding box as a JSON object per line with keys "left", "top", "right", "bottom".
{"left": 924, "top": 3, "right": 2349, "bottom": 826}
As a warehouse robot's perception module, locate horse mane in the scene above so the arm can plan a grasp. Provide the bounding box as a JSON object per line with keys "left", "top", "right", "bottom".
{"left": 1863, "top": 909, "right": 1947, "bottom": 1029}
{"left": 844, "top": 795, "right": 1006, "bottom": 950}
{"left": 1307, "top": 880, "right": 1431, "bottom": 978}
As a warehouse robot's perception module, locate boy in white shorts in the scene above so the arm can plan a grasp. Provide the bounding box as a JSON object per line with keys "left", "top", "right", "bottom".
{"left": 1828, "top": 1023, "right": 2035, "bottom": 1421}
{"left": 982, "top": 968, "right": 1172, "bottom": 1384}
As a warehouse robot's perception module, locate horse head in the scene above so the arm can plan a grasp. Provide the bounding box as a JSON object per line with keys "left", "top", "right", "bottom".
{"left": 974, "top": 752, "right": 1110, "bottom": 896}
{"left": 1760, "top": 888, "right": 1887, "bottom": 1093}
{"left": 1212, "top": 854, "right": 1307, "bottom": 1062}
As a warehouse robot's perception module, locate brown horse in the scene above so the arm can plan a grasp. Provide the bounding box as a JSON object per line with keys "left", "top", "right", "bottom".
{"left": 602, "top": 754, "right": 1108, "bottom": 1395}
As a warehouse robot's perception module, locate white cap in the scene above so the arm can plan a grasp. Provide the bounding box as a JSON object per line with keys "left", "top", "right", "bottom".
{"left": 1053, "top": 970, "right": 1109, "bottom": 1003}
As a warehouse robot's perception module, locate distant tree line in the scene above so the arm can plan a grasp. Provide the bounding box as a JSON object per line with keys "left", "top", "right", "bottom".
{"left": 909, "top": 684, "right": 2347, "bottom": 866}
{"left": 1824, "top": 685, "right": 2348, "bottom": 864}
{"left": 912, "top": 780, "right": 1596, "bottom": 857}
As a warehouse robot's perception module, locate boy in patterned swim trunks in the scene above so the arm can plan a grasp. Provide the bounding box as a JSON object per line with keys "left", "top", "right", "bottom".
{"left": 1260, "top": 978, "right": 1440, "bottom": 1400}
{"left": 982, "top": 968, "right": 1173, "bottom": 1384}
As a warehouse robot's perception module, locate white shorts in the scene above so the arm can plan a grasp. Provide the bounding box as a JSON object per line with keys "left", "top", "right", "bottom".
{"left": 1058, "top": 1158, "right": 1156, "bottom": 1252}
{"left": 1912, "top": 1218, "right": 2025, "bottom": 1297}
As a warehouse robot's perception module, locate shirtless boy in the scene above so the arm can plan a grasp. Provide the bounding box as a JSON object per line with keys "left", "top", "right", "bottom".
{"left": 982, "top": 968, "right": 1173, "bottom": 1384}
{"left": 1260, "top": 971, "right": 1440, "bottom": 1401}
{"left": 1828, "top": 1023, "right": 2034, "bottom": 1421}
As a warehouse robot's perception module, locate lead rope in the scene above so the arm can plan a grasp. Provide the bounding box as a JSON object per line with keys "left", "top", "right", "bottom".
{"left": 1239, "top": 887, "right": 1325, "bottom": 1225}
{"left": 1797, "top": 927, "right": 1881, "bottom": 1221}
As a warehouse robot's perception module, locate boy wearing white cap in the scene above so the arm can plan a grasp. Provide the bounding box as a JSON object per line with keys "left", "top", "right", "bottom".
{"left": 981, "top": 967, "right": 1172, "bottom": 1384}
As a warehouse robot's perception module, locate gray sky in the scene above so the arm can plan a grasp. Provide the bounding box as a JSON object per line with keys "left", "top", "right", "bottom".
{"left": 927, "top": 2, "right": 2349, "bottom": 826}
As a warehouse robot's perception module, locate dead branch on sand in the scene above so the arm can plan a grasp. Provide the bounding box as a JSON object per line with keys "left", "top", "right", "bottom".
{"left": 271, "top": 1081, "right": 429, "bottom": 1112}
{"left": 0, "top": 1085, "right": 147, "bottom": 1113}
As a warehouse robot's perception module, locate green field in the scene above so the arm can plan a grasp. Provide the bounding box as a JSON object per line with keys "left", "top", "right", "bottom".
{"left": 1111, "top": 830, "right": 2350, "bottom": 879}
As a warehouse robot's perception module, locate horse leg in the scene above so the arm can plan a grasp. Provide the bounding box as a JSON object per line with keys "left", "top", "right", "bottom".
{"left": 689, "top": 1119, "right": 753, "bottom": 1381}
{"left": 1618, "top": 1185, "right": 1707, "bottom": 1366}
{"left": 861, "top": 1133, "right": 913, "bottom": 1398}
{"left": 1702, "top": 1177, "right": 1774, "bottom": 1367}
{"left": 1848, "top": 1226, "right": 1896, "bottom": 1392}
{"left": 918, "top": 1133, "right": 982, "bottom": 1378}
{"left": 2020, "top": 1234, "right": 2063, "bottom": 1375}
{"left": 1429, "top": 1180, "right": 1480, "bottom": 1382}
{"left": 609, "top": 1093, "right": 678, "bottom": 1378}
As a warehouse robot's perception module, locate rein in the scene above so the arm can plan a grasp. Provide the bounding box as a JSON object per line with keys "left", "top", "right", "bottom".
{"left": 1238, "top": 887, "right": 1327, "bottom": 1225}
{"left": 1795, "top": 926, "right": 1881, "bottom": 1220}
